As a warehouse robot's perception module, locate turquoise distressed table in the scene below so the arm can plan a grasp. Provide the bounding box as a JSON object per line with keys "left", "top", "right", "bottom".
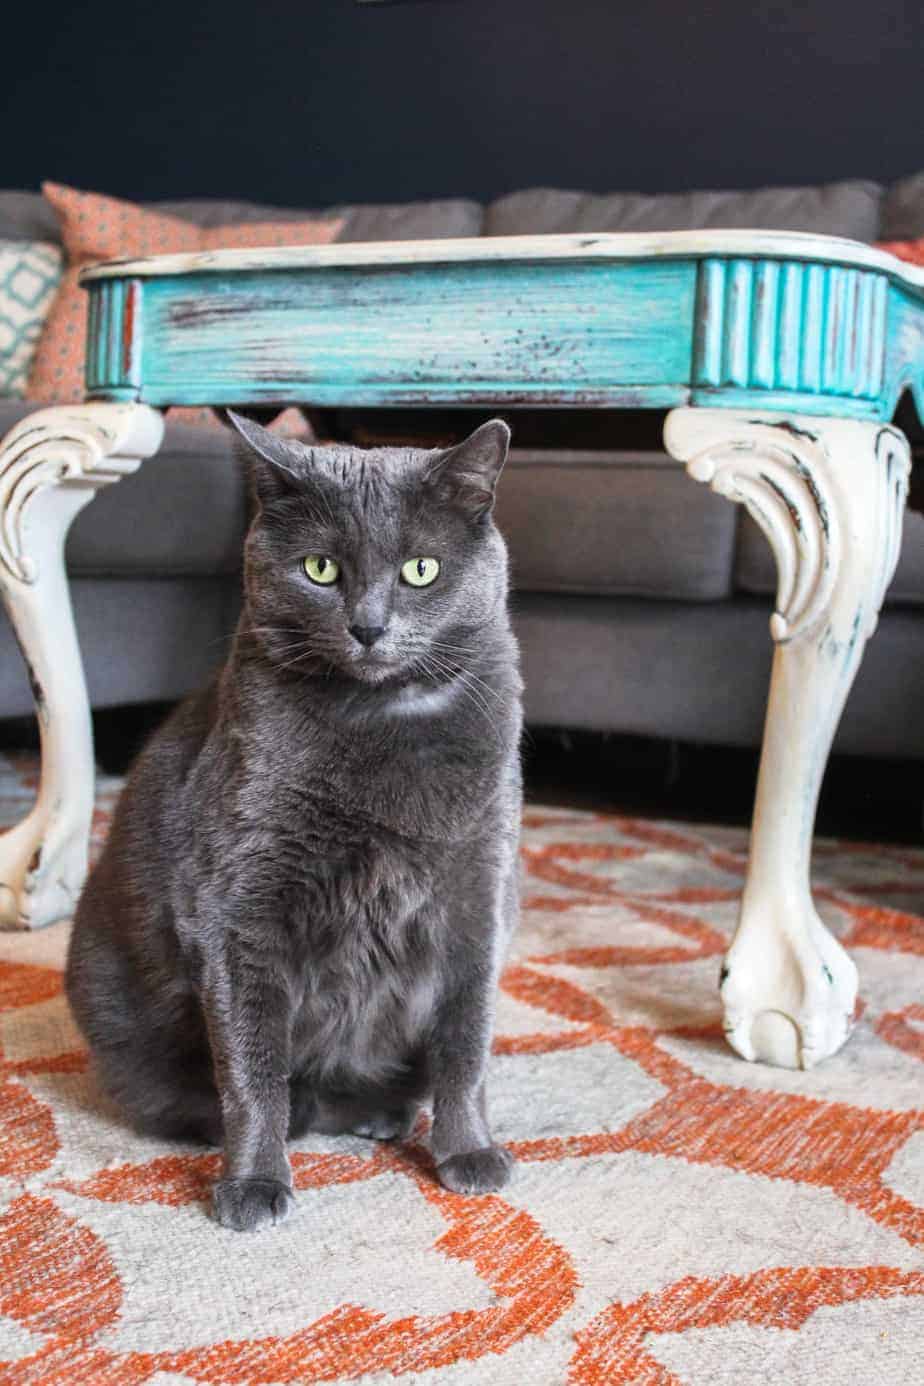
{"left": 1, "top": 230, "right": 923, "bottom": 1071}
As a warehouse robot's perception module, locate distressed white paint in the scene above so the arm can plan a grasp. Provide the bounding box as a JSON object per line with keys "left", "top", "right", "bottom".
{"left": 664, "top": 408, "right": 910, "bottom": 1069}
{"left": 79, "top": 229, "right": 924, "bottom": 291}
{"left": 0, "top": 404, "right": 164, "bottom": 929}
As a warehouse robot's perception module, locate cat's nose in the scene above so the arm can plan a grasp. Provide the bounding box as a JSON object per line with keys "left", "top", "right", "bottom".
{"left": 349, "top": 623, "right": 386, "bottom": 648}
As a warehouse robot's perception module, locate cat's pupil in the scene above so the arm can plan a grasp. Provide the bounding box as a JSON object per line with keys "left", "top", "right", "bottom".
{"left": 317, "top": 558, "right": 328, "bottom": 574}
{"left": 416, "top": 560, "right": 425, "bottom": 577}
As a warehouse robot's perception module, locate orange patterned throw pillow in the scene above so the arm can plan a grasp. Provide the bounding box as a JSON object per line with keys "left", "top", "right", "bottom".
{"left": 28, "top": 182, "right": 344, "bottom": 408}
{"left": 876, "top": 237, "right": 924, "bottom": 266}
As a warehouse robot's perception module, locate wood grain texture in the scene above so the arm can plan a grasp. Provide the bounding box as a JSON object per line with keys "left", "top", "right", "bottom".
{"left": 117, "top": 259, "right": 695, "bottom": 408}
{"left": 82, "top": 233, "right": 924, "bottom": 421}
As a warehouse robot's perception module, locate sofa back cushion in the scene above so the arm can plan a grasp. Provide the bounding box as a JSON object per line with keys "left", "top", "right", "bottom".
{"left": 485, "top": 180, "right": 883, "bottom": 241}
{"left": 153, "top": 196, "right": 483, "bottom": 241}
{"left": 336, "top": 200, "right": 483, "bottom": 242}
{"left": 495, "top": 449, "right": 736, "bottom": 602}
{"left": 881, "top": 170, "right": 924, "bottom": 241}
{"left": 0, "top": 191, "right": 61, "bottom": 244}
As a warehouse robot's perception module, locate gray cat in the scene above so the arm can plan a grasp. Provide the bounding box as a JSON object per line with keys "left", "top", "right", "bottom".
{"left": 65, "top": 413, "right": 523, "bottom": 1232}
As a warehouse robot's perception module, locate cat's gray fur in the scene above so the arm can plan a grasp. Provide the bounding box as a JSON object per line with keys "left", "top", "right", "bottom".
{"left": 66, "top": 414, "right": 523, "bottom": 1232}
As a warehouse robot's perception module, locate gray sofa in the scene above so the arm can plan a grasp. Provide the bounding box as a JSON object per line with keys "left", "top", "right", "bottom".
{"left": 2, "top": 175, "right": 923, "bottom": 756}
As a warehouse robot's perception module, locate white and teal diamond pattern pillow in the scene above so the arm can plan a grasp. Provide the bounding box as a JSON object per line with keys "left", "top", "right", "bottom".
{"left": 0, "top": 240, "right": 63, "bottom": 396}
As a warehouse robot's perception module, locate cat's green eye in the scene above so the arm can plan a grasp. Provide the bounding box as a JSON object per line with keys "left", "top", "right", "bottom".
{"left": 401, "top": 557, "right": 440, "bottom": 588}
{"left": 303, "top": 555, "right": 340, "bottom": 585}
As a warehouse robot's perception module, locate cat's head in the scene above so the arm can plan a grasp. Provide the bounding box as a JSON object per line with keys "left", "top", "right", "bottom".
{"left": 228, "top": 412, "right": 512, "bottom": 687}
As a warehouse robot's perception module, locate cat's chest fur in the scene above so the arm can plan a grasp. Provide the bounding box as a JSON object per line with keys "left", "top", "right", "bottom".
{"left": 240, "top": 742, "right": 473, "bottom": 1082}
{"left": 270, "top": 811, "right": 445, "bottom": 1083}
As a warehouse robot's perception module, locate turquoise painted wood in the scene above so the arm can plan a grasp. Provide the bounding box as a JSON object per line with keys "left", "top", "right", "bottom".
{"left": 87, "top": 260, "right": 696, "bottom": 409}
{"left": 82, "top": 240, "right": 924, "bottom": 422}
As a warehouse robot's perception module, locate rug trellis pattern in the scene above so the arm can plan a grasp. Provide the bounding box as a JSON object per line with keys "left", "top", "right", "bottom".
{"left": 0, "top": 751, "right": 921, "bottom": 1383}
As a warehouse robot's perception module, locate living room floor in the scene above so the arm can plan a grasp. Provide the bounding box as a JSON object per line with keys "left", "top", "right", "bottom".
{"left": 1, "top": 717, "right": 921, "bottom": 1383}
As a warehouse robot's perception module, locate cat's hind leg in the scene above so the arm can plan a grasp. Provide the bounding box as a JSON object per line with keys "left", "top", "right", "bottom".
{"left": 67, "top": 918, "right": 223, "bottom": 1146}
{"left": 94, "top": 1048, "right": 223, "bottom": 1147}
{"left": 124, "top": 1073, "right": 223, "bottom": 1147}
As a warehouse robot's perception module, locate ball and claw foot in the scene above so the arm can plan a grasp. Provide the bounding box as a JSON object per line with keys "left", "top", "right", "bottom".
{"left": 437, "top": 1145, "right": 514, "bottom": 1195}
{"left": 720, "top": 909, "right": 858, "bottom": 1070}
{"left": 212, "top": 1178, "right": 296, "bottom": 1232}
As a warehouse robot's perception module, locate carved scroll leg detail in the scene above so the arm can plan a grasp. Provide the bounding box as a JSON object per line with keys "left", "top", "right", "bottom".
{"left": 0, "top": 404, "right": 164, "bottom": 928}
{"left": 664, "top": 409, "right": 910, "bottom": 1069}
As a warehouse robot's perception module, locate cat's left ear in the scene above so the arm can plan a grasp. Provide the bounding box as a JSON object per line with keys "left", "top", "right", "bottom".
{"left": 426, "top": 419, "right": 511, "bottom": 519}
{"left": 225, "top": 409, "right": 308, "bottom": 504}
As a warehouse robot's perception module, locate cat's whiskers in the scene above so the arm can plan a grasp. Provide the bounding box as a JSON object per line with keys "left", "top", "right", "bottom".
{"left": 418, "top": 652, "right": 500, "bottom": 740}
{"left": 260, "top": 637, "right": 323, "bottom": 656}
{"left": 271, "top": 644, "right": 324, "bottom": 673}
{"left": 443, "top": 674, "right": 502, "bottom": 741}
{"left": 427, "top": 641, "right": 508, "bottom": 707}
{"left": 239, "top": 636, "right": 322, "bottom": 666}
{"left": 243, "top": 625, "right": 316, "bottom": 639}
{"left": 237, "top": 625, "right": 327, "bottom": 665}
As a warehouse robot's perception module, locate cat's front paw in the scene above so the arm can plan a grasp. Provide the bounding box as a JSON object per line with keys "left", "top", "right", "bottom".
{"left": 212, "top": 1177, "right": 295, "bottom": 1232}
{"left": 437, "top": 1145, "right": 514, "bottom": 1195}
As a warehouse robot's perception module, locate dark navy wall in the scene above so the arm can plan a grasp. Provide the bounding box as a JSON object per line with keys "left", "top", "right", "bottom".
{"left": 3, "top": 0, "right": 921, "bottom": 205}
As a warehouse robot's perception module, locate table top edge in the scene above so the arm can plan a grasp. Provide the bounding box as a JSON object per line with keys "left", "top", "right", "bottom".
{"left": 78, "top": 229, "right": 924, "bottom": 292}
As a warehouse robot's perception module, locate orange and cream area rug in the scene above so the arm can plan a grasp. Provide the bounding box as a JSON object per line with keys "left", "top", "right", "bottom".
{"left": 0, "top": 750, "right": 921, "bottom": 1384}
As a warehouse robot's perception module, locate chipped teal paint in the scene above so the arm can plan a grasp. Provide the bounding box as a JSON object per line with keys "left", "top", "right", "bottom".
{"left": 83, "top": 250, "right": 924, "bottom": 421}
{"left": 132, "top": 259, "right": 694, "bottom": 408}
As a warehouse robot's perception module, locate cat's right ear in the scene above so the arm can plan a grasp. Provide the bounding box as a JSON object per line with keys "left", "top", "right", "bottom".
{"left": 225, "top": 410, "right": 306, "bottom": 506}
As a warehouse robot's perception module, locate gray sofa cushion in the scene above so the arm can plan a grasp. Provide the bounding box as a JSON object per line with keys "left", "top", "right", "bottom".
{"left": 496, "top": 450, "right": 736, "bottom": 601}
{"left": 153, "top": 198, "right": 332, "bottom": 227}
{"left": 735, "top": 509, "right": 924, "bottom": 608}
{"left": 514, "top": 592, "right": 924, "bottom": 757}
{"left": 0, "top": 398, "right": 37, "bottom": 432}
{"left": 0, "top": 191, "right": 61, "bottom": 244}
{"left": 485, "top": 180, "right": 883, "bottom": 241}
{"left": 154, "top": 195, "right": 483, "bottom": 241}
{"left": 881, "top": 170, "right": 924, "bottom": 241}
{"left": 0, "top": 401, "right": 249, "bottom": 578}
{"left": 0, "top": 576, "right": 241, "bottom": 717}
{"left": 334, "top": 200, "right": 483, "bottom": 242}
{"left": 67, "top": 420, "right": 250, "bottom": 578}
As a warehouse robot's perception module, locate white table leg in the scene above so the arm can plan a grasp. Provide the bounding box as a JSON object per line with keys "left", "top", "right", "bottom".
{"left": 664, "top": 409, "right": 910, "bottom": 1068}
{"left": 0, "top": 404, "right": 164, "bottom": 929}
